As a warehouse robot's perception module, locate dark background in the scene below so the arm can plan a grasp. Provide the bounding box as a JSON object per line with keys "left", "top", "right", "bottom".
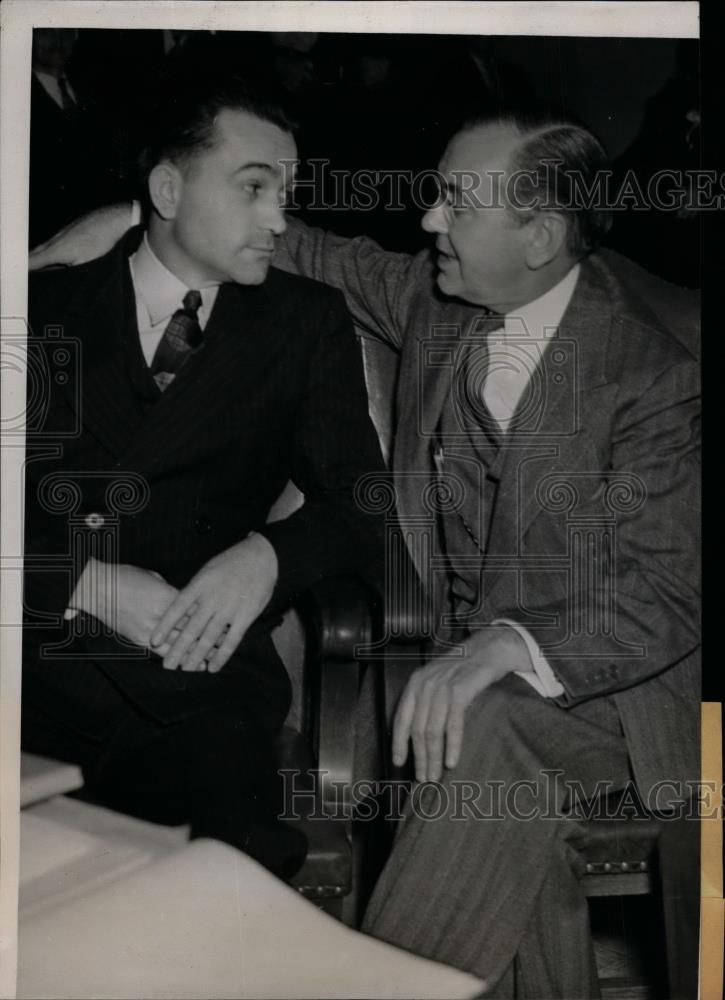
{"left": 30, "top": 29, "right": 701, "bottom": 287}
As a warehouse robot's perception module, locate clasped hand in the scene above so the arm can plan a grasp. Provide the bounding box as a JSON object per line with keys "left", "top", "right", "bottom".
{"left": 150, "top": 533, "right": 278, "bottom": 674}
{"left": 69, "top": 559, "right": 183, "bottom": 655}
{"left": 392, "top": 626, "right": 531, "bottom": 783}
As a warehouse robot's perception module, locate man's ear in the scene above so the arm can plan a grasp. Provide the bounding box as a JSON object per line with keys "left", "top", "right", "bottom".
{"left": 524, "top": 212, "right": 569, "bottom": 269}
{"left": 148, "top": 161, "right": 183, "bottom": 220}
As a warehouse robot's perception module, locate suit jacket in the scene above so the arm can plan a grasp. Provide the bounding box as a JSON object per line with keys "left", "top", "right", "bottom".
{"left": 275, "top": 219, "right": 701, "bottom": 803}
{"left": 24, "top": 226, "right": 385, "bottom": 725}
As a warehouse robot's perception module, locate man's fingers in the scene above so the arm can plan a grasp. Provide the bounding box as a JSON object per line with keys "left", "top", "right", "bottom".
{"left": 425, "top": 686, "right": 450, "bottom": 783}
{"left": 392, "top": 684, "right": 418, "bottom": 768}
{"left": 151, "top": 593, "right": 197, "bottom": 648}
{"left": 152, "top": 627, "right": 181, "bottom": 661}
{"left": 444, "top": 698, "right": 467, "bottom": 771}
{"left": 411, "top": 678, "right": 436, "bottom": 783}
{"left": 180, "top": 618, "right": 226, "bottom": 673}
{"left": 206, "top": 621, "right": 245, "bottom": 674}
{"left": 162, "top": 606, "right": 213, "bottom": 670}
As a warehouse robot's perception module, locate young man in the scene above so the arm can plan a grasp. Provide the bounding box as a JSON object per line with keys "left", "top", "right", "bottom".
{"left": 23, "top": 73, "right": 385, "bottom": 881}
{"left": 32, "top": 107, "right": 700, "bottom": 997}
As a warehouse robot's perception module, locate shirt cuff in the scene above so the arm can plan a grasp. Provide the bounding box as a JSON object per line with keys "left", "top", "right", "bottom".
{"left": 491, "top": 618, "right": 565, "bottom": 698}
{"left": 131, "top": 200, "right": 142, "bottom": 227}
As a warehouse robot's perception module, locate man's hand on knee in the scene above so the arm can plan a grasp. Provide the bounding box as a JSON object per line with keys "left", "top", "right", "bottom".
{"left": 392, "top": 625, "right": 533, "bottom": 783}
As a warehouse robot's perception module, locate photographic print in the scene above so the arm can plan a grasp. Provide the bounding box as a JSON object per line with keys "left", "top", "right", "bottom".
{"left": 1, "top": 3, "right": 717, "bottom": 998}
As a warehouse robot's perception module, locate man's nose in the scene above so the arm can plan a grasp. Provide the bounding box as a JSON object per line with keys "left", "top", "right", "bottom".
{"left": 263, "top": 202, "right": 287, "bottom": 237}
{"left": 421, "top": 203, "right": 448, "bottom": 235}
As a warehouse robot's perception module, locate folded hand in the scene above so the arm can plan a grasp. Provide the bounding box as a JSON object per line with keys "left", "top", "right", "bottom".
{"left": 150, "top": 533, "right": 278, "bottom": 673}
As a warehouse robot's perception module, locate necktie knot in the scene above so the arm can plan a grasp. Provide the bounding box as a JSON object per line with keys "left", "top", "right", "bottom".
{"left": 182, "top": 289, "right": 202, "bottom": 315}
{"left": 150, "top": 289, "right": 204, "bottom": 390}
{"left": 455, "top": 312, "right": 506, "bottom": 448}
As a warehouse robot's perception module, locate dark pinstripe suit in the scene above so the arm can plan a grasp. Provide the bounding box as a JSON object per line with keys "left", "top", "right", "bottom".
{"left": 22, "top": 226, "right": 385, "bottom": 874}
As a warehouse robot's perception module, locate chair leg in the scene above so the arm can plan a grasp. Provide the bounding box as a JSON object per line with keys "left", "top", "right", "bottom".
{"left": 657, "top": 806, "right": 700, "bottom": 999}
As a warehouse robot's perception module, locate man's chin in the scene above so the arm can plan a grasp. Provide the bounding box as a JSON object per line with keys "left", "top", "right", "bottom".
{"left": 435, "top": 269, "right": 461, "bottom": 298}
{"left": 232, "top": 263, "right": 272, "bottom": 286}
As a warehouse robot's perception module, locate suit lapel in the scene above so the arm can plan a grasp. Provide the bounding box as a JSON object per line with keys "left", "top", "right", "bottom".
{"left": 394, "top": 307, "right": 508, "bottom": 583}
{"left": 55, "top": 232, "right": 284, "bottom": 475}
{"left": 483, "top": 258, "right": 616, "bottom": 597}
{"left": 393, "top": 312, "right": 471, "bottom": 582}
{"left": 118, "top": 278, "right": 282, "bottom": 476}
{"left": 59, "top": 244, "right": 150, "bottom": 458}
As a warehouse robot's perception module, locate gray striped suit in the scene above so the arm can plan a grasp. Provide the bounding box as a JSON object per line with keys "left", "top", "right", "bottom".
{"left": 275, "top": 219, "right": 700, "bottom": 996}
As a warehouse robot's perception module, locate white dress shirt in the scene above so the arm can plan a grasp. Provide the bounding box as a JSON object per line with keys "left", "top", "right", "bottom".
{"left": 483, "top": 264, "right": 580, "bottom": 427}
{"left": 485, "top": 264, "right": 581, "bottom": 698}
{"left": 128, "top": 233, "right": 220, "bottom": 363}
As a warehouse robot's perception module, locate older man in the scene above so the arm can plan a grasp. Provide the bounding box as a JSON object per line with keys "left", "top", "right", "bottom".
{"left": 31, "top": 106, "right": 700, "bottom": 997}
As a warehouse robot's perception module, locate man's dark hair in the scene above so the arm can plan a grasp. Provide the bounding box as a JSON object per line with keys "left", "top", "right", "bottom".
{"left": 136, "top": 67, "right": 296, "bottom": 193}
{"left": 463, "top": 105, "right": 613, "bottom": 257}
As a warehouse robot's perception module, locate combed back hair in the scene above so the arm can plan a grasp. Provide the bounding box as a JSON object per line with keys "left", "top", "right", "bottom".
{"left": 462, "top": 106, "right": 613, "bottom": 257}
{"left": 136, "top": 66, "right": 296, "bottom": 193}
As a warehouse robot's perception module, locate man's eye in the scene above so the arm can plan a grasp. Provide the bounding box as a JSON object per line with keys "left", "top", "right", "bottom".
{"left": 446, "top": 192, "right": 466, "bottom": 214}
{"left": 243, "top": 182, "right": 262, "bottom": 197}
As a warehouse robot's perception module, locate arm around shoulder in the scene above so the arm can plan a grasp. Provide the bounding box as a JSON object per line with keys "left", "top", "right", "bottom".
{"left": 29, "top": 202, "right": 135, "bottom": 270}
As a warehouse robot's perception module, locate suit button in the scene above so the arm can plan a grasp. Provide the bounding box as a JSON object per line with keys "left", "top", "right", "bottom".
{"left": 84, "top": 512, "right": 105, "bottom": 528}
{"left": 195, "top": 517, "right": 212, "bottom": 534}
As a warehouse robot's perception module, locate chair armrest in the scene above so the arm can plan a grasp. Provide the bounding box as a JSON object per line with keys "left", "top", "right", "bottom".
{"left": 297, "top": 577, "right": 380, "bottom": 817}
{"left": 300, "top": 576, "right": 377, "bottom": 661}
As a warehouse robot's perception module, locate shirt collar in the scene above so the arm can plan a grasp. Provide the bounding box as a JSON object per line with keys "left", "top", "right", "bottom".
{"left": 503, "top": 263, "right": 581, "bottom": 340}
{"left": 129, "top": 233, "right": 219, "bottom": 328}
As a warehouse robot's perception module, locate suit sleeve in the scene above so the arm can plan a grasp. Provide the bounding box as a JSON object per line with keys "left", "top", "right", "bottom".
{"left": 496, "top": 352, "right": 700, "bottom": 707}
{"left": 274, "top": 217, "right": 427, "bottom": 352}
{"left": 257, "top": 289, "right": 386, "bottom": 614}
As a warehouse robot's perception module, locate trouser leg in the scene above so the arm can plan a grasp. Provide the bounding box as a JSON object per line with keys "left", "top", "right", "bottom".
{"left": 90, "top": 705, "right": 307, "bottom": 879}
{"left": 362, "top": 674, "right": 631, "bottom": 993}
{"left": 21, "top": 656, "right": 306, "bottom": 879}
{"left": 512, "top": 836, "right": 601, "bottom": 999}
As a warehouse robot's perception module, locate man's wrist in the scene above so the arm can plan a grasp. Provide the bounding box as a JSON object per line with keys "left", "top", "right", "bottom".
{"left": 466, "top": 624, "right": 534, "bottom": 678}
{"left": 247, "top": 531, "right": 279, "bottom": 592}
{"left": 498, "top": 625, "right": 535, "bottom": 673}
{"left": 67, "top": 557, "right": 108, "bottom": 620}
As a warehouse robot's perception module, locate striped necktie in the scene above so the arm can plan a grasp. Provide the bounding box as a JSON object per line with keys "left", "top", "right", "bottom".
{"left": 150, "top": 289, "right": 203, "bottom": 392}
{"left": 455, "top": 311, "right": 505, "bottom": 452}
